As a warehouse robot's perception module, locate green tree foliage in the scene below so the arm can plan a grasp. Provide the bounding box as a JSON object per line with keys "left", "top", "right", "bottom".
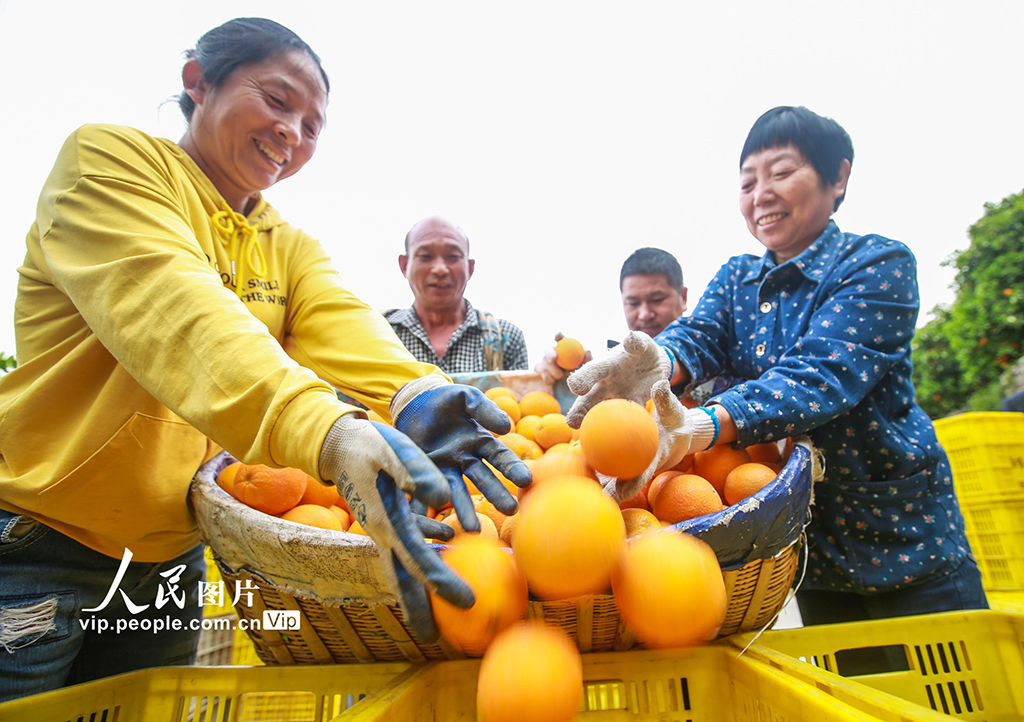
{"left": 0, "top": 353, "right": 15, "bottom": 373}
{"left": 914, "top": 189, "right": 1024, "bottom": 417}
{"left": 914, "top": 306, "right": 969, "bottom": 418}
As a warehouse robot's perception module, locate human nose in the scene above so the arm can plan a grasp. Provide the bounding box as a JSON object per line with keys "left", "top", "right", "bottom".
{"left": 638, "top": 303, "right": 655, "bottom": 321}
{"left": 429, "top": 257, "right": 450, "bottom": 276}
{"left": 274, "top": 115, "right": 301, "bottom": 146}
{"left": 753, "top": 176, "right": 775, "bottom": 206}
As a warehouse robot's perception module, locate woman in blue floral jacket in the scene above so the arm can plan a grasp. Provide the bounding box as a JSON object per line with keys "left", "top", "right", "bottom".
{"left": 568, "top": 106, "right": 987, "bottom": 625}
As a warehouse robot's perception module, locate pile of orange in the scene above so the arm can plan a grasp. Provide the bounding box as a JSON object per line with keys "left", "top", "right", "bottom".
{"left": 626, "top": 438, "right": 788, "bottom": 527}
{"left": 216, "top": 461, "right": 353, "bottom": 532}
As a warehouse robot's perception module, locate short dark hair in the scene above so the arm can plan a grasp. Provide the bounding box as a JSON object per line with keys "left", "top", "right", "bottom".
{"left": 740, "top": 106, "right": 854, "bottom": 211}
{"left": 619, "top": 248, "right": 683, "bottom": 291}
{"left": 178, "top": 18, "right": 330, "bottom": 122}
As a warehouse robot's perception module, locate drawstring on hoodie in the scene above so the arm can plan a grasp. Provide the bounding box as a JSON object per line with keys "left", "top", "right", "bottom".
{"left": 211, "top": 203, "right": 267, "bottom": 297}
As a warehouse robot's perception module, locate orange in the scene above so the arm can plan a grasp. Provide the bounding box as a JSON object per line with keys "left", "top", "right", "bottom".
{"left": 533, "top": 413, "right": 574, "bottom": 450}
{"left": 516, "top": 415, "right": 543, "bottom": 442}
{"left": 579, "top": 399, "right": 659, "bottom": 479}
{"left": 781, "top": 437, "right": 795, "bottom": 463}
{"left": 691, "top": 445, "right": 752, "bottom": 498}
{"left": 745, "top": 442, "right": 782, "bottom": 464}
{"left": 443, "top": 511, "right": 499, "bottom": 539}
{"left": 651, "top": 474, "right": 725, "bottom": 524}
{"left": 477, "top": 621, "right": 582, "bottom": 722}
{"left": 475, "top": 496, "right": 509, "bottom": 535}
{"left": 347, "top": 519, "right": 368, "bottom": 536}
{"left": 299, "top": 474, "right": 342, "bottom": 507}
{"left": 612, "top": 531, "right": 726, "bottom": 648}
{"left": 492, "top": 394, "right": 522, "bottom": 426}
{"left": 329, "top": 505, "right": 352, "bottom": 531}
{"left": 499, "top": 432, "right": 543, "bottom": 460}
{"left": 519, "top": 447, "right": 595, "bottom": 501}
{"left": 723, "top": 463, "right": 778, "bottom": 506}
{"left": 430, "top": 534, "right": 528, "bottom": 653}
{"left": 513, "top": 475, "right": 626, "bottom": 599}
{"left": 485, "top": 386, "right": 518, "bottom": 403}
{"left": 231, "top": 464, "right": 307, "bottom": 516}
{"left": 621, "top": 508, "right": 662, "bottom": 538}
{"left": 518, "top": 391, "right": 561, "bottom": 418}
{"left": 671, "top": 453, "right": 696, "bottom": 472}
{"left": 554, "top": 336, "right": 586, "bottom": 370}
{"left": 646, "top": 470, "right": 683, "bottom": 509}
{"left": 280, "top": 503, "right": 344, "bottom": 531}
{"left": 544, "top": 442, "right": 572, "bottom": 456}
{"left": 619, "top": 488, "right": 648, "bottom": 511}
{"left": 498, "top": 512, "right": 520, "bottom": 547}
{"left": 215, "top": 461, "right": 241, "bottom": 494}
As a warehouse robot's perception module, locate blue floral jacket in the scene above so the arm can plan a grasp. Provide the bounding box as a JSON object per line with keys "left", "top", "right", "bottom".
{"left": 658, "top": 222, "right": 972, "bottom": 593}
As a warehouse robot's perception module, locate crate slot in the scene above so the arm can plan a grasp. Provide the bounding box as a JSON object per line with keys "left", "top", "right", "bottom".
{"left": 832, "top": 644, "right": 910, "bottom": 676}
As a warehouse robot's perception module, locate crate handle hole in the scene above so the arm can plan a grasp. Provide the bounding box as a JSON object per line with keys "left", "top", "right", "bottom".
{"left": 833, "top": 644, "right": 910, "bottom": 676}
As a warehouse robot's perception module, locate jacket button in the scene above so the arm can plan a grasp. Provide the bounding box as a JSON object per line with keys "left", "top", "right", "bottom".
{"left": 755, "top": 344, "right": 766, "bottom": 357}
{"left": 760, "top": 301, "right": 772, "bottom": 313}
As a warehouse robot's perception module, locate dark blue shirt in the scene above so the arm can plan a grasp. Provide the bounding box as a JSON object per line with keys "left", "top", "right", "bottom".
{"left": 658, "top": 222, "right": 971, "bottom": 593}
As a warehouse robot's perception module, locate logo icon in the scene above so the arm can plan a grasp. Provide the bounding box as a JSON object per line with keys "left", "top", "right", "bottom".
{"left": 262, "top": 609, "right": 300, "bottom": 631}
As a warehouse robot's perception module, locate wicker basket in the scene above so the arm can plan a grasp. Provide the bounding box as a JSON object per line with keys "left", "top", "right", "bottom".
{"left": 191, "top": 437, "right": 815, "bottom": 665}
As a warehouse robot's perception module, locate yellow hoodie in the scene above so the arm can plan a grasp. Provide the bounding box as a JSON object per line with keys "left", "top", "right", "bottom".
{"left": 0, "top": 124, "right": 442, "bottom": 562}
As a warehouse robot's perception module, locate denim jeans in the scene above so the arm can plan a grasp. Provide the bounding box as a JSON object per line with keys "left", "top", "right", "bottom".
{"left": 0, "top": 509, "right": 205, "bottom": 703}
{"left": 796, "top": 554, "right": 989, "bottom": 625}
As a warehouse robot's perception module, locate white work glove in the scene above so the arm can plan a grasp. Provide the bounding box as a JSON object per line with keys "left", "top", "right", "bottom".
{"left": 565, "top": 331, "right": 673, "bottom": 429}
{"left": 600, "top": 380, "right": 719, "bottom": 502}
{"left": 319, "top": 413, "right": 473, "bottom": 642}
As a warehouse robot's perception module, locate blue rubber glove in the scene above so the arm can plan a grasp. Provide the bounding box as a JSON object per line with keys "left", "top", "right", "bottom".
{"left": 391, "top": 376, "right": 533, "bottom": 532}
{"left": 318, "top": 414, "right": 472, "bottom": 642}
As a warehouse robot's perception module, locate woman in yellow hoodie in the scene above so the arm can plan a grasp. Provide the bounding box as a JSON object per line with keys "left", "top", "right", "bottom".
{"left": 0, "top": 18, "right": 528, "bottom": 701}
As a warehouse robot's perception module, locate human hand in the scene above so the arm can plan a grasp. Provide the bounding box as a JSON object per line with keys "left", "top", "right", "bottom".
{"left": 391, "top": 376, "right": 532, "bottom": 529}
{"left": 600, "top": 380, "right": 718, "bottom": 502}
{"left": 565, "top": 331, "right": 672, "bottom": 429}
{"left": 319, "top": 414, "right": 472, "bottom": 642}
{"left": 534, "top": 332, "right": 593, "bottom": 386}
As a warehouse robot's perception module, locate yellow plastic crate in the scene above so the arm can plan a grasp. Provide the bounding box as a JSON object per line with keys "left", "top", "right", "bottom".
{"left": 195, "top": 614, "right": 264, "bottom": 667}
{"left": 331, "top": 644, "right": 939, "bottom": 721}
{"left": 987, "top": 590, "right": 1024, "bottom": 613}
{"left": 734, "top": 611, "right": 1024, "bottom": 721}
{"left": 934, "top": 412, "right": 1024, "bottom": 498}
{"left": 960, "top": 493, "right": 1024, "bottom": 590}
{"left": 0, "top": 662, "right": 410, "bottom": 722}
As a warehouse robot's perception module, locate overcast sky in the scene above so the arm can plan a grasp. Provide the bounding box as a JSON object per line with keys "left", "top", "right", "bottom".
{"left": 2, "top": 1, "right": 1022, "bottom": 368}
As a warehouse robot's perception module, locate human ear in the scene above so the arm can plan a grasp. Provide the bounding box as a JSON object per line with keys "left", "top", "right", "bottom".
{"left": 181, "top": 58, "right": 208, "bottom": 106}
{"left": 832, "top": 158, "right": 852, "bottom": 201}
{"left": 467, "top": 258, "right": 476, "bottom": 279}
{"left": 398, "top": 255, "right": 409, "bottom": 277}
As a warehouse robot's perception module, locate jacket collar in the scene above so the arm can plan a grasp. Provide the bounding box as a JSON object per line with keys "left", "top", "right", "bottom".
{"left": 741, "top": 221, "right": 843, "bottom": 285}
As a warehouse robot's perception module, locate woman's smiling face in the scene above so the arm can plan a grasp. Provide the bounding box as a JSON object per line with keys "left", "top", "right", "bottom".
{"left": 180, "top": 49, "right": 327, "bottom": 213}
{"left": 739, "top": 145, "right": 849, "bottom": 263}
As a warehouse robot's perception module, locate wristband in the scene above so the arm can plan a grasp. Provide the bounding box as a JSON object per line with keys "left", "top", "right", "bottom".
{"left": 659, "top": 344, "right": 675, "bottom": 380}
{"left": 697, "top": 406, "right": 720, "bottom": 450}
